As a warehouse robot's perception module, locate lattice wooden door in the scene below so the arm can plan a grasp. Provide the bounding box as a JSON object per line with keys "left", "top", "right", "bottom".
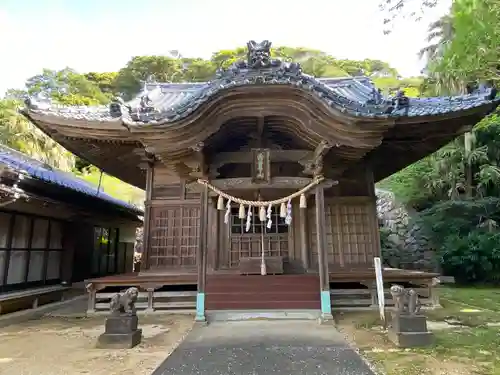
{"left": 228, "top": 207, "right": 289, "bottom": 268}
{"left": 149, "top": 205, "right": 200, "bottom": 268}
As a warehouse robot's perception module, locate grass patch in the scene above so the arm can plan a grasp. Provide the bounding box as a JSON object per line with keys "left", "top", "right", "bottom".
{"left": 338, "top": 285, "right": 500, "bottom": 375}
{"left": 440, "top": 286, "right": 500, "bottom": 312}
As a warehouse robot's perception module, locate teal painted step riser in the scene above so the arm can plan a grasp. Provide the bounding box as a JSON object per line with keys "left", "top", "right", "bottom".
{"left": 195, "top": 292, "right": 205, "bottom": 321}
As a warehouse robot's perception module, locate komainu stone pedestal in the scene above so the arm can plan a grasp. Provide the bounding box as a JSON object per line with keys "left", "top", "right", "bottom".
{"left": 388, "top": 285, "right": 434, "bottom": 348}
{"left": 97, "top": 315, "right": 142, "bottom": 349}
{"left": 388, "top": 312, "right": 434, "bottom": 348}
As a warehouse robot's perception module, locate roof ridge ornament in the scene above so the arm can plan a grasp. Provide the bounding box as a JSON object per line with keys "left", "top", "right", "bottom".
{"left": 246, "top": 40, "right": 279, "bottom": 69}
{"left": 215, "top": 40, "right": 302, "bottom": 80}
{"left": 110, "top": 96, "right": 131, "bottom": 118}
{"left": 24, "top": 92, "right": 52, "bottom": 111}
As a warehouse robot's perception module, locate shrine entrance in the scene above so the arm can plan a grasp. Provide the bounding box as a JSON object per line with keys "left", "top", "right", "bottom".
{"left": 227, "top": 206, "right": 289, "bottom": 269}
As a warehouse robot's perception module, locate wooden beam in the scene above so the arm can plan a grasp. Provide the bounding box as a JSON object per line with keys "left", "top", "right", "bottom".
{"left": 257, "top": 116, "right": 265, "bottom": 147}
{"left": 209, "top": 149, "right": 312, "bottom": 173}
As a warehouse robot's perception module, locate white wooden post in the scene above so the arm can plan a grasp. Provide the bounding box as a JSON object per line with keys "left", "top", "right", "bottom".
{"left": 373, "top": 257, "right": 385, "bottom": 325}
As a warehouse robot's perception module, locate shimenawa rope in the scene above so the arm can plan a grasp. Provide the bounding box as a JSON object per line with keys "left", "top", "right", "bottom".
{"left": 196, "top": 175, "right": 324, "bottom": 206}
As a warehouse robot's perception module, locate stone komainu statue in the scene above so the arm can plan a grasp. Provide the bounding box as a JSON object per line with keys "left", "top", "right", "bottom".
{"left": 390, "top": 284, "right": 421, "bottom": 315}
{"left": 109, "top": 287, "right": 139, "bottom": 316}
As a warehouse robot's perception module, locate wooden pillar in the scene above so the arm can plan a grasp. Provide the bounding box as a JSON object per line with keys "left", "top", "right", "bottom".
{"left": 196, "top": 184, "right": 209, "bottom": 322}
{"left": 299, "top": 205, "right": 309, "bottom": 271}
{"left": 315, "top": 185, "right": 332, "bottom": 321}
{"left": 142, "top": 160, "right": 154, "bottom": 270}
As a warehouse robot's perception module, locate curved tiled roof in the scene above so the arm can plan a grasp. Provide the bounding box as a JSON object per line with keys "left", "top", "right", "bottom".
{"left": 0, "top": 145, "right": 143, "bottom": 215}
{"left": 21, "top": 39, "right": 500, "bottom": 126}
{"left": 23, "top": 73, "right": 500, "bottom": 127}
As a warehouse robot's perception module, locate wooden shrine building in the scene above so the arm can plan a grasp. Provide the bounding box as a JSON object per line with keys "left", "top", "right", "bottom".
{"left": 21, "top": 40, "right": 500, "bottom": 320}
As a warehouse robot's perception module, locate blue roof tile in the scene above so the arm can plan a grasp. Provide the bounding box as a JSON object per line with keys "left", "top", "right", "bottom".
{"left": 0, "top": 145, "right": 143, "bottom": 215}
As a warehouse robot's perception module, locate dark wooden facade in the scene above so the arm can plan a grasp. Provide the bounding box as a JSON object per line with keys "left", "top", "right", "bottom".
{"left": 143, "top": 163, "right": 380, "bottom": 275}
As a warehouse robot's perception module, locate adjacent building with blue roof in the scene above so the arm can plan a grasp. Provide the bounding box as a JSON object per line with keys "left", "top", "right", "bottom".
{"left": 0, "top": 145, "right": 142, "bottom": 215}
{"left": 0, "top": 144, "right": 143, "bottom": 301}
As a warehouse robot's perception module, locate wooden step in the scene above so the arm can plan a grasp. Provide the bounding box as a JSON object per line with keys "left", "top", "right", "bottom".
{"left": 207, "top": 275, "right": 319, "bottom": 283}
{"left": 206, "top": 276, "right": 319, "bottom": 289}
{"left": 206, "top": 283, "right": 318, "bottom": 293}
{"left": 204, "top": 274, "right": 321, "bottom": 310}
{"left": 206, "top": 300, "right": 321, "bottom": 310}
{"left": 206, "top": 291, "right": 320, "bottom": 303}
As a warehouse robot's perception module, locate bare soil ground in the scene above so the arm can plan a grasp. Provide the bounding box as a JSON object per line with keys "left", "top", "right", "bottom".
{"left": 0, "top": 314, "right": 194, "bottom": 375}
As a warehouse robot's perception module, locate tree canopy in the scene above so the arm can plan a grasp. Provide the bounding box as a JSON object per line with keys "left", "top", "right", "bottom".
{"left": 378, "top": 0, "right": 500, "bottom": 283}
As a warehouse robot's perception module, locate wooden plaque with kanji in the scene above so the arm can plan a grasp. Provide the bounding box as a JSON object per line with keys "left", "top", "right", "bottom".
{"left": 251, "top": 148, "right": 271, "bottom": 184}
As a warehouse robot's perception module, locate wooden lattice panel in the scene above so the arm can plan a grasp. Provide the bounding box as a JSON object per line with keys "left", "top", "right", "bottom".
{"left": 149, "top": 204, "right": 200, "bottom": 267}
{"left": 229, "top": 234, "right": 288, "bottom": 268}
{"left": 228, "top": 207, "right": 289, "bottom": 268}
{"left": 309, "top": 200, "right": 376, "bottom": 267}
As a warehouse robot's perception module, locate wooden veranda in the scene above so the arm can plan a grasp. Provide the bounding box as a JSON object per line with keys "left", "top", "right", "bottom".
{"left": 84, "top": 267, "right": 439, "bottom": 314}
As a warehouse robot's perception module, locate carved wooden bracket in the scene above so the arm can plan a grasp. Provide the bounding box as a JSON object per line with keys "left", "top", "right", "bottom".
{"left": 188, "top": 142, "right": 206, "bottom": 178}
{"left": 300, "top": 140, "right": 336, "bottom": 176}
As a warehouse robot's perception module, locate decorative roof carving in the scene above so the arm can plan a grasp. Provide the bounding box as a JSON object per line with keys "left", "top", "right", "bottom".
{"left": 20, "top": 40, "right": 500, "bottom": 126}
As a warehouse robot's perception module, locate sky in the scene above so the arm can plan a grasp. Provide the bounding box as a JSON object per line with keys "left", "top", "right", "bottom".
{"left": 0, "top": 0, "right": 452, "bottom": 96}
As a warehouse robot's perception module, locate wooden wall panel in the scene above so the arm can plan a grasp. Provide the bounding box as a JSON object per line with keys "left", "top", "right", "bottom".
{"left": 148, "top": 203, "right": 200, "bottom": 269}
{"left": 151, "top": 165, "right": 183, "bottom": 200}
{"left": 309, "top": 197, "right": 379, "bottom": 268}
{"left": 151, "top": 165, "right": 201, "bottom": 200}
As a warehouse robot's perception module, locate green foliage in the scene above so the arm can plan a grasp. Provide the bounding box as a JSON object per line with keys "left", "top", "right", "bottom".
{"left": 111, "top": 46, "right": 403, "bottom": 99}
{"left": 84, "top": 72, "right": 118, "bottom": 94}
{"left": 432, "top": 0, "right": 500, "bottom": 85}
{"left": 0, "top": 99, "right": 75, "bottom": 171}
{"left": 25, "top": 68, "right": 111, "bottom": 105}
{"left": 418, "top": 198, "right": 500, "bottom": 245}
{"left": 416, "top": 199, "right": 500, "bottom": 283}
{"left": 378, "top": 158, "right": 436, "bottom": 208}
{"left": 76, "top": 167, "right": 144, "bottom": 207}
{"left": 380, "top": 111, "right": 500, "bottom": 208}
{"left": 114, "top": 55, "right": 194, "bottom": 99}
{"left": 373, "top": 76, "right": 423, "bottom": 97}
{"left": 440, "top": 231, "right": 500, "bottom": 284}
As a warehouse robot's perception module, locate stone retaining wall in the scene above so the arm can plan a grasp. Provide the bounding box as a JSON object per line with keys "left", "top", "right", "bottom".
{"left": 376, "top": 189, "right": 436, "bottom": 271}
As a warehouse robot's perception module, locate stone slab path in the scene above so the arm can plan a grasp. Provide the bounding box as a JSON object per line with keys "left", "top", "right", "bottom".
{"left": 151, "top": 320, "right": 376, "bottom": 375}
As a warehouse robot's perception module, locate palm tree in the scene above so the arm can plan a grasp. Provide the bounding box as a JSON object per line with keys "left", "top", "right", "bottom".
{"left": 418, "top": 14, "right": 455, "bottom": 63}
{"left": 0, "top": 99, "right": 75, "bottom": 171}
